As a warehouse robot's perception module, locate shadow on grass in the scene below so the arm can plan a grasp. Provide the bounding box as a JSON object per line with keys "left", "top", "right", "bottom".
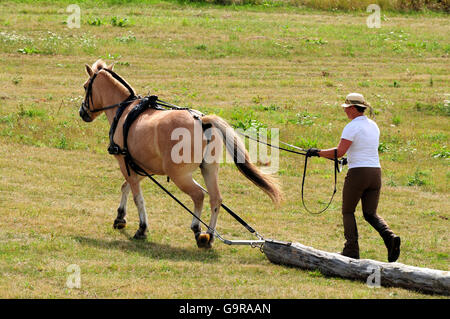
{"left": 73, "top": 231, "right": 220, "bottom": 263}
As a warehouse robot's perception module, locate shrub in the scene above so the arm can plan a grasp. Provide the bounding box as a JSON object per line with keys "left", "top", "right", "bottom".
{"left": 17, "top": 47, "right": 39, "bottom": 54}
{"left": 115, "top": 32, "right": 136, "bottom": 43}
{"left": 378, "top": 142, "right": 389, "bottom": 153}
{"left": 195, "top": 44, "right": 207, "bottom": 50}
{"left": 86, "top": 17, "right": 104, "bottom": 26}
{"left": 407, "top": 170, "right": 429, "bottom": 186}
{"left": 392, "top": 115, "right": 401, "bottom": 126}
{"left": 431, "top": 146, "right": 450, "bottom": 159}
{"left": 111, "top": 16, "right": 130, "bottom": 27}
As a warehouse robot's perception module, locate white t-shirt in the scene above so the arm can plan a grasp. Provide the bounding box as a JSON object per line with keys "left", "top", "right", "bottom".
{"left": 341, "top": 116, "right": 381, "bottom": 169}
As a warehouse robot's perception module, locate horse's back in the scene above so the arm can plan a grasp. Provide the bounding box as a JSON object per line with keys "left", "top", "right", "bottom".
{"left": 127, "top": 109, "right": 205, "bottom": 176}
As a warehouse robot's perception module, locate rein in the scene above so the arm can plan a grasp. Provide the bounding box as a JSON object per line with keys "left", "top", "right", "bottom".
{"left": 301, "top": 148, "right": 339, "bottom": 215}
{"left": 238, "top": 131, "right": 347, "bottom": 214}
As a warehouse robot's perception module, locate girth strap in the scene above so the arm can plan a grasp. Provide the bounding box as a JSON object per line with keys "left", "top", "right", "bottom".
{"left": 121, "top": 95, "right": 158, "bottom": 176}
{"left": 107, "top": 97, "right": 138, "bottom": 156}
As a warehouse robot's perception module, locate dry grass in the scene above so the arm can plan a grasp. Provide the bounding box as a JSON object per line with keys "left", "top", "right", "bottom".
{"left": 185, "top": 0, "right": 449, "bottom": 12}
{"left": 0, "top": 1, "right": 448, "bottom": 298}
{"left": 287, "top": 0, "right": 449, "bottom": 12}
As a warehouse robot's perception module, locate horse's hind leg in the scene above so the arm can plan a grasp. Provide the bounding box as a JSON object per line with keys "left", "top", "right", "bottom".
{"left": 113, "top": 181, "right": 130, "bottom": 229}
{"left": 200, "top": 162, "right": 222, "bottom": 246}
{"left": 169, "top": 174, "right": 208, "bottom": 248}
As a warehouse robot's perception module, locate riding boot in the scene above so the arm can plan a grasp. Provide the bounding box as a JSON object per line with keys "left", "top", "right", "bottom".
{"left": 341, "top": 241, "right": 360, "bottom": 259}
{"left": 382, "top": 233, "right": 401, "bottom": 262}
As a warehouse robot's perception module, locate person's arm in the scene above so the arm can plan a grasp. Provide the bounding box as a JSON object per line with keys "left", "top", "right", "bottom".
{"left": 319, "top": 138, "right": 352, "bottom": 159}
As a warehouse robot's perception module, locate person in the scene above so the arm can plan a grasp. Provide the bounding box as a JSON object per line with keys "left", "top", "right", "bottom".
{"left": 306, "top": 93, "right": 401, "bottom": 262}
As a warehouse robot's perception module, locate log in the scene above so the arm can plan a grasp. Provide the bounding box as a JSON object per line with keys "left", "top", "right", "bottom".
{"left": 262, "top": 240, "right": 450, "bottom": 295}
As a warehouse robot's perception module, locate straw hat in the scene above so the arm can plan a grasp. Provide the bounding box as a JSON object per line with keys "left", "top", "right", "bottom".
{"left": 341, "top": 93, "right": 369, "bottom": 108}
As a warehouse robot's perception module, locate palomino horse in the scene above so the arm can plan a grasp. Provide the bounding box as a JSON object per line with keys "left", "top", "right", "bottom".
{"left": 79, "top": 59, "right": 282, "bottom": 248}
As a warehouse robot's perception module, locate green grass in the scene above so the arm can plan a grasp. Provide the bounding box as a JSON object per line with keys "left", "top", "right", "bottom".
{"left": 0, "top": 1, "right": 448, "bottom": 298}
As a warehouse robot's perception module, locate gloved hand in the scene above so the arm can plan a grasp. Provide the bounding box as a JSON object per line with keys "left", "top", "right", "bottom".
{"left": 306, "top": 148, "right": 321, "bottom": 157}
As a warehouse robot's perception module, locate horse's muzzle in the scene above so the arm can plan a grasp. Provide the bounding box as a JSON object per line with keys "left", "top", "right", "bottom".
{"left": 79, "top": 103, "right": 93, "bottom": 122}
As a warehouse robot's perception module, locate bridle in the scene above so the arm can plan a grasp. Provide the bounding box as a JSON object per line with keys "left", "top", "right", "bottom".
{"left": 79, "top": 68, "right": 138, "bottom": 120}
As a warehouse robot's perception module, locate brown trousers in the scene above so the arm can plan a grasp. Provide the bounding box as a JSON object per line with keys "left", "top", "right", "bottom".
{"left": 342, "top": 167, "right": 394, "bottom": 255}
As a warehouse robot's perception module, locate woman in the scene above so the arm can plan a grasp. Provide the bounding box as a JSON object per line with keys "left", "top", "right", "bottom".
{"left": 307, "top": 93, "right": 400, "bottom": 262}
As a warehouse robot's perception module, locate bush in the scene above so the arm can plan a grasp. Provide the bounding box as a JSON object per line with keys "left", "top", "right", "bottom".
{"left": 17, "top": 47, "right": 39, "bottom": 54}
{"left": 111, "top": 16, "right": 131, "bottom": 27}
{"left": 86, "top": 17, "right": 104, "bottom": 26}
{"left": 407, "top": 170, "right": 429, "bottom": 186}
{"left": 431, "top": 146, "right": 450, "bottom": 159}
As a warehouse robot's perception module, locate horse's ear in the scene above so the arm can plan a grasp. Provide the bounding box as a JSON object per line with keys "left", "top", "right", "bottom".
{"left": 85, "top": 64, "right": 94, "bottom": 77}
{"left": 107, "top": 62, "right": 115, "bottom": 71}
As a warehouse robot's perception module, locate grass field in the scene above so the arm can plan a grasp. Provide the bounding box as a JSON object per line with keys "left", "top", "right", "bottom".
{"left": 0, "top": 1, "right": 448, "bottom": 298}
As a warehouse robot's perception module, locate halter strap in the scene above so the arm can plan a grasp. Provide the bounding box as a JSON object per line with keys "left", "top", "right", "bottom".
{"left": 82, "top": 68, "right": 136, "bottom": 114}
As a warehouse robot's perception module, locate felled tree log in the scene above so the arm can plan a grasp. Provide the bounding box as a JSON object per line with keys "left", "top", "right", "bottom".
{"left": 263, "top": 240, "right": 450, "bottom": 295}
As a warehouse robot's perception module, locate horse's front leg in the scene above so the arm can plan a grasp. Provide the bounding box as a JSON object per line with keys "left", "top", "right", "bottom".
{"left": 129, "top": 181, "right": 149, "bottom": 239}
{"left": 115, "top": 157, "right": 149, "bottom": 240}
{"left": 113, "top": 181, "right": 130, "bottom": 229}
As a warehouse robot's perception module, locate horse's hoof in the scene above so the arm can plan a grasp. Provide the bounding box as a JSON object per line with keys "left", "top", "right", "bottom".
{"left": 113, "top": 218, "right": 127, "bottom": 229}
{"left": 196, "top": 232, "right": 213, "bottom": 249}
{"left": 133, "top": 229, "right": 147, "bottom": 240}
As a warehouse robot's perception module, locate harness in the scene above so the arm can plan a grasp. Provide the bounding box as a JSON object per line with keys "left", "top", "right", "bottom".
{"left": 81, "top": 68, "right": 210, "bottom": 177}
{"left": 107, "top": 94, "right": 211, "bottom": 177}
{"left": 81, "top": 68, "right": 346, "bottom": 247}
{"left": 107, "top": 95, "right": 162, "bottom": 176}
{"left": 108, "top": 97, "right": 260, "bottom": 245}
{"left": 81, "top": 69, "right": 243, "bottom": 244}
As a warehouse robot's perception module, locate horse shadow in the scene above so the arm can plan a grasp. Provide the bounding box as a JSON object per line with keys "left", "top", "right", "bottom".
{"left": 73, "top": 230, "right": 220, "bottom": 263}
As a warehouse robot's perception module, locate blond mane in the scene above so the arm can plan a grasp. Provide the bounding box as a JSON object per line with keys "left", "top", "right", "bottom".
{"left": 92, "top": 59, "right": 107, "bottom": 73}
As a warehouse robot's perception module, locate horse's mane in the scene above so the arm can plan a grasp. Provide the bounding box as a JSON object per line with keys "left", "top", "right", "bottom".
{"left": 91, "top": 59, "right": 136, "bottom": 96}
{"left": 92, "top": 59, "right": 107, "bottom": 73}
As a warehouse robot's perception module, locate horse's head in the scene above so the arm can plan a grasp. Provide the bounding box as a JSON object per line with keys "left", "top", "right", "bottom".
{"left": 79, "top": 59, "right": 114, "bottom": 122}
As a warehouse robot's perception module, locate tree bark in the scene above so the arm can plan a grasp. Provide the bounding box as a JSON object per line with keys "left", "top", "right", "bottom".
{"left": 263, "top": 240, "right": 450, "bottom": 295}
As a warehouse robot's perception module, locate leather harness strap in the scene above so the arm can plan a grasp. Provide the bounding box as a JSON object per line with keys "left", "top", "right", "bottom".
{"left": 108, "top": 94, "right": 210, "bottom": 177}
{"left": 81, "top": 68, "right": 137, "bottom": 115}
{"left": 301, "top": 148, "right": 339, "bottom": 215}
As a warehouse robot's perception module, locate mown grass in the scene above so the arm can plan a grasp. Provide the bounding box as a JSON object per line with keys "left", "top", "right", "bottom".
{"left": 0, "top": 1, "right": 448, "bottom": 298}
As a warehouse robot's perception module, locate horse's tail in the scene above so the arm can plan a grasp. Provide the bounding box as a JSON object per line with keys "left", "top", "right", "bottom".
{"left": 201, "top": 115, "right": 283, "bottom": 205}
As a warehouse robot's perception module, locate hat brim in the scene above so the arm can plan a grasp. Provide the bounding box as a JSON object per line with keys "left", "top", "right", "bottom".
{"left": 341, "top": 103, "right": 367, "bottom": 108}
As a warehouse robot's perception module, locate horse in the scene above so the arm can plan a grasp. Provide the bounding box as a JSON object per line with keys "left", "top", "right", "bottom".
{"left": 78, "top": 59, "right": 282, "bottom": 248}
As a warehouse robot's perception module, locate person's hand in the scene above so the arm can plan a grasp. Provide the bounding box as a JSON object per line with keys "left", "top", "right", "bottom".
{"left": 306, "top": 148, "right": 321, "bottom": 157}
